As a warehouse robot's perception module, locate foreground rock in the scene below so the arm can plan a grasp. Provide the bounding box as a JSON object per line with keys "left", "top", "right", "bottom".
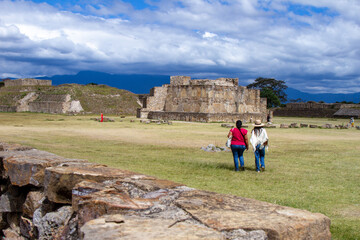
{"left": 0, "top": 149, "right": 90, "bottom": 187}
{"left": 44, "top": 165, "right": 138, "bottom": 204}
{"left": 81, "top": 214, "right": 224, "bottom": 240}
{"left": 0, "top": 142, "right": 331, "bottom": 239}
{"left": 176, "top": 190, "right": 331, "bottom": 239}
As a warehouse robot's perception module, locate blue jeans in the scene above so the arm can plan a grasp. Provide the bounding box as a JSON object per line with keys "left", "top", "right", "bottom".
{"left": 231, "top": 145, "right": 246, "bottom": 171}
{"left": 255, "top": 144, "right": 265, "bottom": 171}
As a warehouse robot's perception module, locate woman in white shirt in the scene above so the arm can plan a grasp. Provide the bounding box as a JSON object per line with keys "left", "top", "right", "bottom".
{"left": 250, "top": 120, "right": 269, "bottom": 172}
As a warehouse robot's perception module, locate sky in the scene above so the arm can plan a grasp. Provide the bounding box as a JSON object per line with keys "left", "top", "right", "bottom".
{"left": 0, "top": 0, "right": 359, "bottom": 94}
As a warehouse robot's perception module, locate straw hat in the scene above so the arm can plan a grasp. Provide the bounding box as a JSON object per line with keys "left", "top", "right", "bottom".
{"left": 254, "top": 119, "right": 264, "bottom": 127}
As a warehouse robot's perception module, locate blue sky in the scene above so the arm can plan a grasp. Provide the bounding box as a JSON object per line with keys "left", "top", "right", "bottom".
{"left": 0, "top": 0, "right": 360, "bottom": 93}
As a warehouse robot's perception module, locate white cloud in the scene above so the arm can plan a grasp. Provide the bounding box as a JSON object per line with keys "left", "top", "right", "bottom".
{"left": 0, "top": 0, "right": 359, "bottom": 93}
{"left": 202, "top": 32, "right": 217, "bottom": 38}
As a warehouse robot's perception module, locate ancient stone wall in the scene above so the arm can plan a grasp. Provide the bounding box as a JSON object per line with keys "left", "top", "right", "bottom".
{"left": 138, "top": 76, "right": 267, "bottom": 123}
{"left": 148, "top": 111, "right": 265, "bottom": 123}
{"left": 0, "top": 92, "right": 84, "bottom": 114}
{"left": 274, "top": 108, "right": 338, "bottom": 118}
{"left": 3, "top": 79, "right": 52, "bottom": 87}
{"left": 0, "top": 106, "right": 17, "bottom": 112}
{"left": 273, "top": 102, "right": 360, "bottom": 118}
{"left": 0, "top": 142, "right": 331, "bottom": 239}
{"left": 28, "top": 94, "right": 74, "bottom": 114}
{"left": 146, "top": 86, "right": 169, "bottom": 111}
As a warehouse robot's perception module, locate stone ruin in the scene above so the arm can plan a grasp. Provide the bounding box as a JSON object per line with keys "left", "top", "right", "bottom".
{"left": 0, "top": 141, "right": 331, "bottom": 239}
{"left": 3, "top": 79, "right": 52, "bottom": 87}
{"left": 0, "top": 79, "right": 83, "bottom": 114}
{"left": 137, "top": 76, "right": 268, "bottom": 123}
{"left": 274, "top": 102, "right": 360, "bottom": 119}
{"left": 15, "top": 93, "right": 83, "bottom": 114}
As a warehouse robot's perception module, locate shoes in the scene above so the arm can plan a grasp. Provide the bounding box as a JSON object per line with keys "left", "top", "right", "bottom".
{"left": 261, "top": 167, "right": 265, "bottom": 172}
{"left": 240, "top": 167, "right": 245, "bottom": 171}
{"left": 256, "top": 170, "right": 260, "bottom": 173}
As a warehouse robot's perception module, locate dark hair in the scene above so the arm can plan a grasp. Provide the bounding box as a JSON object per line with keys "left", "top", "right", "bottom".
{"left": 236, "top": 120, "right": 242, "bottom": 129}
{"left": 252, "top": 127, "right": 262, "bottom": 136}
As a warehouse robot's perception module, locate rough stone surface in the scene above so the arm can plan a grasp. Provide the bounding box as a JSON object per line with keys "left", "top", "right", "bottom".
{"left": 44, "top": 165, "right": 140, "bottom": 204}
{"left": 53, "top": 212, "right": 79, "bottom": 240}
{"left": 176, "top": 190, "right": 331, "bottom": 240}
{"left": 7, "top": 212, "right": 21, "bottom": 234}
{"left": 3, "top": 227, "right": 25, "bottom": 239}
{"left": 72, "top": 179, "right": 187, "bottom": 227}
{"left": 0, "top": 142, "right": 33, "bottom": 152}
{"left": 224, "top": 229, "right": 268, "bottom": 240}
{"left": 22, "top": 191, "right": 45, "bottom": 218}
{"left": 80, "top": 214, "right": 225, "bottom": 240}
{"left": 20, "top": 216, "right": 35, "bottom": 239}
{"left": 0, "top": 149, "right": 90, "bottom": 187}
{"left": 33, "top": 205, "right": 73, "bottom": 240}
{"left": 0, "top": 186, "right": 27, "bottom": 213}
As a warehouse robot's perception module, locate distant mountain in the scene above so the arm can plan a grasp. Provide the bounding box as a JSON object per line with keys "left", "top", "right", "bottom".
{"left": 36, "top": 71, "right": 360, "bottom": 103}
{"left": 285, "top": 87, "right": 360, "bottom": 103}
{"left": 38, "top": 71, "right": 170, "bottom": 94}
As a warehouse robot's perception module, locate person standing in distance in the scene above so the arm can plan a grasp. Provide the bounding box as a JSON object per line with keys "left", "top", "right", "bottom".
{"left": 228, "top": 120, "right": 249, "bottom": 171}
{"left": 250, "top": 120, "right": 269, "bottom": 172}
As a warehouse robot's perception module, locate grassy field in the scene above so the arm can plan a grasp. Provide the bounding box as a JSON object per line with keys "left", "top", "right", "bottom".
{"left": 0, "top": 113, "right": 359, "bottom": 239}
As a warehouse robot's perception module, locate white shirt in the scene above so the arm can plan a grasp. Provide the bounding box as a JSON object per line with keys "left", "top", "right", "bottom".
{"left": 250, "top": 128, "right": 268, "bottom": 152}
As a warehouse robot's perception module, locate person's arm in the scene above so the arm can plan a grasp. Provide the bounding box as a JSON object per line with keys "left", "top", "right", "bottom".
{"left": 227, "top": 130, "right": 233, "bottom": 138}
{"left": 244, "top": 134, "right": 249, "bottom": 150}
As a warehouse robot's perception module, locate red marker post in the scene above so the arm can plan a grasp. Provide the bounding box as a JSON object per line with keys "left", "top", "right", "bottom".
{"left": 100, "top": 113, "right": 103, "bottom": 122}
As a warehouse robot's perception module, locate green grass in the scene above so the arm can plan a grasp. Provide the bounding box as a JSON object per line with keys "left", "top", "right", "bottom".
{"left": 0, "top": 113, "right": 359, "bottom": 239}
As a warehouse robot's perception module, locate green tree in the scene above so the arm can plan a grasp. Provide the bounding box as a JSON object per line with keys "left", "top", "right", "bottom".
{"left": 247, "top": 77, "right": 288, "bottom": 103}
{"left": 260, "top": 87, "right": 281, "bottom": 108}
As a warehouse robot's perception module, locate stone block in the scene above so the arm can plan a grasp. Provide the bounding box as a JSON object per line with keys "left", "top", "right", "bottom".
{"left": 0, "top": 142, "right": 33, "bottom": 152}
{"left": 44, "top": 165, "right": 140, "bottom": 204}
{"left": 33, "top": 205, "right": 73, "bottom": 240}
{"left": 22, "top": 191, "right": 45, "bottom": 218}
{"left": 20, "top": 216, "right": 35, "bottom": 239}
{"left": 3, "top": 227, "right": 25, "bottom": 239}
{"left": 0, "top": 186, "right": 27, "bottom": 213}
{"left": 300, "top": 123, "right": 308, "bottom": 128}
{"left": 7, "top": 212, "right": 21, "bottom": 234}
{"left": 72, "top": 178, "right": 185, "bottom": 227}
{"left": 309, "top": 125, "right": 318, "bottom": 128}
{"left": 175, "top": 190, "right": 331, "bottom": 240}
{"left": 280, "top": 124, "right": 289, "bottom": 128}
{"left": 80, "top": 215, "right": 224, "bottom": 240}
{"left": 0, "top": 149, "right": 90, "bottom": 187}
